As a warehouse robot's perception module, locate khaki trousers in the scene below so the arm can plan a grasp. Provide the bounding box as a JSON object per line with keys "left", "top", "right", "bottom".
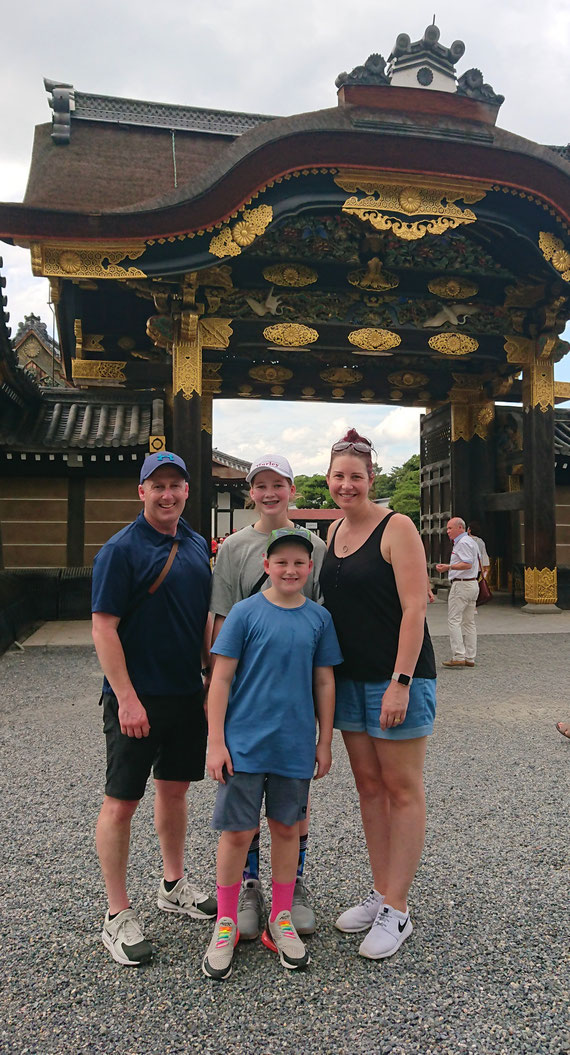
{"left": 448, "top": 579, "right": 479, "bottom": 661}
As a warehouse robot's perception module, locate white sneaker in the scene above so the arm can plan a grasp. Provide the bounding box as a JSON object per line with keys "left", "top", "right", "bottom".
{"left": 358, "top": 903, "right": 412, "bottom": 959}
{"left": 157, "top": 877, "right": 217, "bottom": 919}
{"left": 334, "top": 889, "right": 384, "bottom": 933}
{"left": 101, "top": 908, "right": 153, "bottom": 966}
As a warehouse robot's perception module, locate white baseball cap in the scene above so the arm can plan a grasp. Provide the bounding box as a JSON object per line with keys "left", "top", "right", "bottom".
{"left": 246, "top": 454, "right": 294, "bottom": 485}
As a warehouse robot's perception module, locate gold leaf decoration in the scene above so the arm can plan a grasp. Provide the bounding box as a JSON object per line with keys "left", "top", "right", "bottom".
{"left": 249, "top": 365, "right": 293, "bottom": 384}
{"left": 428, "top": 276, "right": 479, "bottom": 299}
{"left": 210, "top": 205, "right": 273, "bottom": 259}
{"left": 335, "top": 175, "right": 485, "bottom": 241}
{"left": 200, "top": 318, "right": 233, "bottom": 349}
{"left": 347, "top": 257, "right": 399, "bottom": 291}
{"left": 173, "top": 310, "right": 201, "bottom": 399}
{"left": 387, "top": 371, "right": 428, "bottom": 389}
{"left": 504, "top": 336, "right": 534, "bottom": 365}
{"left": 524, "top": 566, "right": 557, "bottom": 605}
{"left": 32, "top": 243, "right": 147, "bottom": 279}
{"left": 348, "top": 328, "right": 401, "bottom": 354}
{"left": 538, "top": 231, "right": 570, "bottom": 282}
{"left": 263, "top": 323, "right": 319, "bottom": 347}
{"left": 428, "top": 333, "right": 478, "bottom": 356}
{"left": 262, "top": 264, "right": 318, "bottom": 287}
{"left": 321, "top": 367, "right": 362, "bottom": 385}
{"left": 72, "top": 360, "right": 127, "bottom": 382}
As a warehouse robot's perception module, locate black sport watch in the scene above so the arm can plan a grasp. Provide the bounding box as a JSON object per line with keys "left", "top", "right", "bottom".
{"left": 391, "top": 672, "right": 412, "bottom": 686}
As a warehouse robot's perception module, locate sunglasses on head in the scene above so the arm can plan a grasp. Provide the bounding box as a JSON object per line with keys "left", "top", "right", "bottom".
{"left": 331, "top": 440, "right": 372, "bottom": 454}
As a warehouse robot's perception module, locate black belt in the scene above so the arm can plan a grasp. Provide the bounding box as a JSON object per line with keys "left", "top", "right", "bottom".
{"left": 452, "top": 577, "right": 478, "bottom": 581}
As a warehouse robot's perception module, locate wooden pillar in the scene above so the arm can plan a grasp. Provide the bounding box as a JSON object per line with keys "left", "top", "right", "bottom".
{"left": 172, "top": 307, "right": 202, "bottom": 531}
{"left": 201, "top": 384, "right": 214, "bottom": 544}
{"left": 521, "top": 353, "right": 559, "bottom": 610}
{"left": 449, "top": 385, "right": 495, "bottom": 528}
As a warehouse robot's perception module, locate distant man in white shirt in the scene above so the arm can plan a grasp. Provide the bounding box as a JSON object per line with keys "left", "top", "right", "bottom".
{"left": 436, "top": 517, "right": 480, "bottom": 669}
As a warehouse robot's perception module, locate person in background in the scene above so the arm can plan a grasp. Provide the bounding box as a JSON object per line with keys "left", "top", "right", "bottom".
{"left": 436, "top": 517, "right": 480, "bottom": 669}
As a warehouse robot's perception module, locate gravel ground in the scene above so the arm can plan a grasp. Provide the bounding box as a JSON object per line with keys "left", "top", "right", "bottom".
{"left": 0, "top": 636, "right": 569, "bottom": 1055}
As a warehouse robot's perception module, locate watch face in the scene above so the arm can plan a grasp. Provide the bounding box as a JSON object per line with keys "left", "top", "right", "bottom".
{"left": 397, "top": 674, "right": 410, "bottom": 685}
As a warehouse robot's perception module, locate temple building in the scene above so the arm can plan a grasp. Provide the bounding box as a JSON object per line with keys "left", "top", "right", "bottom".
{"left": 0, "top": 23, "right": 569, "bottom": 610}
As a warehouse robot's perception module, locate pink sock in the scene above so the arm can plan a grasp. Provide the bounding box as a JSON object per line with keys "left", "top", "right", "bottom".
{"left": 270, "top": 878, "right": 296, "bottom": 922}
{"left": 216, "top": 881, "right": 241, "bottom": 923}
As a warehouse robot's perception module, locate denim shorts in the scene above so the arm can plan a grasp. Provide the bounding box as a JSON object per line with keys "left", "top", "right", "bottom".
{"left": 212, "top": 771, "right": 311, "bottom": 831}
{"left": 334, "top": 677, "right": 436, "bottom": 740}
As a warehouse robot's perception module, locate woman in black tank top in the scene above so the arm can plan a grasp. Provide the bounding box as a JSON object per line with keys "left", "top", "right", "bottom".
{"left": 320, "top": 429, "right": 436, "bottom": 960}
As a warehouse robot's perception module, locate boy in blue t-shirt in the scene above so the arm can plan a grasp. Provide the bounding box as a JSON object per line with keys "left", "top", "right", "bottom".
{"left": 202, "top": 527, "right": 343, "bottom": 980}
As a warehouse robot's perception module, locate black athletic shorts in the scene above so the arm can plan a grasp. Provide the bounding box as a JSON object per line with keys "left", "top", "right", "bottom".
{"left": 102, "top": 691, "right": 207, "bottom": 800}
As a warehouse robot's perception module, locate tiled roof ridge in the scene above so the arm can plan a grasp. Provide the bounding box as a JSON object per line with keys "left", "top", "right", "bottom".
{"left": 212, "top": 447, "right": 251, "bottom": 472}
{"left": 0, "top": 257, "right": 42, "bottom": 403}
{"left": 45, "top": 80, "right": 277, "bottom": 140}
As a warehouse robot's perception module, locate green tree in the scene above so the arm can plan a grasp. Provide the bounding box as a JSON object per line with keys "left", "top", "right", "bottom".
{"left": 294, "top": 474, "right": 335, "bottom": 508}
{"left": 388, "top": 455, "right": 421, "bottom": 529}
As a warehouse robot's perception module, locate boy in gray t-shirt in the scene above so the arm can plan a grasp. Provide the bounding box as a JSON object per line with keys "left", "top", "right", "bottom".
{"left": 210, "top": 454, "right": 326, "bottom": 941}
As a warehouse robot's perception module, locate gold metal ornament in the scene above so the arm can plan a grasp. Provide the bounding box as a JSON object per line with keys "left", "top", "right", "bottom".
{"left": 321, "top": 367, "right": 362, "bottom": 386}
{"left": 200, "top": 318, "right": 233, "bottom": 349}
{"left": 428, "top": 276, "right": 479, "bottom": 299}
{"left": 201, "top": 390, "right": 213, "bottom": 434}
{"left": 83, "top": 334, "right": 105, "bottom": 352}
{"left": 31, "top": 242, "right": 147, "bottom": 279}
{"left": 72, "top": 360, "right": 127, "bottom": 383}
{"left": 271, "top": 385, "right": 285, "bottom": 396}
{"left": 335, "top": 174, "right": 486, "bottom": 241}
{"left": 149, "top": 435, "right": 166, "bottom": 453}
{"left": 348, "top": 328, "right": 401, "bottom": 354}
{"left": 555, "top": 382, "right": 570, "bottom": 400}
{"left": 249, "top": 365, "right": 293, "bottom": 384}
{"left": 504, "top": 336, "right": 534, "bottom": 365}
{"left": 263, "top": 323, "right": 319, "bottom": 347}
{"left": 525, "top": 359, "right": 554, "bottom": 412}
{"left": 347, "top": 257, "right": 399, "bottom": 291}
{"left": 524, "top": 566, "right": 558, "bottom": 604}
{"left": 209, "top": 205, "right": 273, "bottom": 258}
{"left": 387, "top": 371, "right": 428, "bottom": 389}
{"left": 538, "top": 232, "right": 570, "bottom": 282}
{"left": 262, "top": 264, "right": 318, "bottom": 287}
{"left": 173, "top": 311, "right": 202, "bottom": 399}
{"left": 332, "top": 388, "right": 345, "bottom": 398}
{"left": 428, "top": 333, "right": 478, "bottom": 356}
{"left": 203, "top": 363, "right": 223, "bottom": 394}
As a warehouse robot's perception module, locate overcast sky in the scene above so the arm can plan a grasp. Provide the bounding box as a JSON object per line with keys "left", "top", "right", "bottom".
{"left": 1, "top": 0, "right": 569, "bottom": 474}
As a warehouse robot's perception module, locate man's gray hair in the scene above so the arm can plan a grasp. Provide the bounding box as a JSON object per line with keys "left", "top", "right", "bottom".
{"left": 454, "top": 517, "right": 466, "bottom": 531}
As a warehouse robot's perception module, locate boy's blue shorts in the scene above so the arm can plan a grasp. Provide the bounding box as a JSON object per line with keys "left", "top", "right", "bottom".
{"left": 212, "top": 771, "right": 311, "bottom": 831}
{"left": 334, "top": 677, "right": 436, "bottom": 740}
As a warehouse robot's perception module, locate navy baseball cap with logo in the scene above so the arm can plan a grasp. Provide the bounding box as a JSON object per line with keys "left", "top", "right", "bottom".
{"left": 139, "top": 451, "right": 190, "bottom": 484}
{"left": 266, "top": 526, "right": 314, "bottom": 557}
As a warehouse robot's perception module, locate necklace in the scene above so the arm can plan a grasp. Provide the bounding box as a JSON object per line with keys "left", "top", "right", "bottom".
{"left": 342, "top": 543, "right": 349, "bottom": 553}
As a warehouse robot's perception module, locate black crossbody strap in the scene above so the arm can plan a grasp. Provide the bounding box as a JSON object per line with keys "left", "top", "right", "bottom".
{"left": 248, "top": 570, "right": 269, "bottom": 596}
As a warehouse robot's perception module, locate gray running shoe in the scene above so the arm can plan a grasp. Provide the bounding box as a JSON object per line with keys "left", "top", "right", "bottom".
{"left": 334, "top": 889, "right": 384, "bottom": 933}
{"left": 291, "top": 876, "right": 316, "bottom": 935}
{"left": 268, "top": 911, "right": 310, "bottom": 970}
{"left": 202, "top": 917, "right": 238, "bottom": 980}
{"left": 237, "top": 878, "right": 265, "bottom": 940}
{"left": 157, "top": 877, "right": 217, "bottom": 919}
{"left": 358, "top": 904, "right": 413, "bottom": 959}
{"left": 101, "top": 908, "right": 153, "bottom": 966}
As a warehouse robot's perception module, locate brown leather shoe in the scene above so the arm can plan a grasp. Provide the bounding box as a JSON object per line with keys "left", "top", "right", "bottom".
{"left": 464, "top": 660, "right": 475, "bottom": 667}
{"left": 442, "top": 659, "right": 466, "bottom": 668}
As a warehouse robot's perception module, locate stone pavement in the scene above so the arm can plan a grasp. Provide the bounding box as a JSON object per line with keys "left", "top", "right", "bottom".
{"left": 1, "top": 612, "right": 568, "bottom": 1055}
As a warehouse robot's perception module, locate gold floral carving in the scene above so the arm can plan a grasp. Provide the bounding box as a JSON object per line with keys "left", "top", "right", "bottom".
{"left": 504, "top": 336, "right": 535, "bottom": 365}
{"left": 321, "top": 367, "right": 362, "bottom": 386}
{"left": 301, "top": 387, "right": 316, "bottom": 399}
{"left": 348, "top": 328, "right": 401, "bottom": 354}
{"left": 332, "top": 388, "right": 345, "bottom": 399}
{"left": 249, "top": 365, "right": 293, "bottom": 384}
{"left": 335, "top": 174, "right": 485, "bottom": 241}
{"left": 72, "top": 360, "right": 127, "bottom": 382}
{"left": 474, "top": 404, "right": 494, "bottom": 439}
{"left": 554, "top": 382, "right": 570, "bottom": 399}
{"left": 200, "top": 318, "right": 233, "bottom": 349}
{"left": 31, "top": 243, "right": 147, "bottom": 279}
{"left": 73, "top": 319, "right": 83, "bottom": 359}
{"left": 428, "top": 333, "right": 478, "bottom": 356}
{"left": 524, "top": 566, "right": 558, "bottom": 605}
{"left": 450, "top": 401, "right": 494, "bottom": 442}
{"left": 262, "top": 264, "right": 318, "bottom": 287}
{"left": 390, "top": 390, "right": 403, "bottom": 400}
{"left": 173, "top": 311, "right": 202, "bottom": 399}
{"left": 387, "top": 371, "right": 428, "bottom": 389}
{"left": 538, "top": 232, "right": 570, "bottom": 282}
{"left": 271, "top": 385, "right": 285, "bottom": 396}
{"left": 83, "top": 334, "right": 104, "bottom": 352}
{"left": 347, "top": 257, "right": 399, "bottom": 291}
{"left": 263, "top": 323, "right": 319, "bottom": 347}
{"left": 361, "top": 389, "right": 375, "bottom": 400}
{"left": 526, "top": 359, "right": 554, "bottom": 412}
{"left": 508, "top": 474, "right": 521, "bottom": 492}
{"left": 428, "top": 276, "right": 478, "bottom": 299}
{"left": 209, "top": 205, "right": 273, "bottom": 258}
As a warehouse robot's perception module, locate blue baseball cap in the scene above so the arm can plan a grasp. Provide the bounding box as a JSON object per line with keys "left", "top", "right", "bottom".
{"left": 266, "top": 527, "right": 314, "bottom": 556}
{"left": 140, "top": 451, "right": 189, "bottom": 484}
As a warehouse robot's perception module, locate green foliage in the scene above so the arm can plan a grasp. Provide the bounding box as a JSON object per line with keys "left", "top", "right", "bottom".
{"left": 294, "top": 474, "right": 335, "bottom": 509}
{"left": 386, "top": 455, "right": 421, "bottom": 529}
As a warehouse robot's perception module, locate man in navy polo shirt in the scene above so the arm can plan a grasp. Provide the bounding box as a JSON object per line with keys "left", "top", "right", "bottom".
{"left": 92, "top": 451, "right": 216, "bottom": 966}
